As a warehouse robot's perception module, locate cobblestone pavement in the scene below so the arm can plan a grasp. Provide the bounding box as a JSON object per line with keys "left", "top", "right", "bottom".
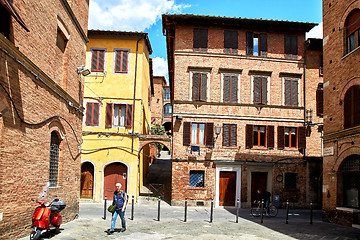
{"left": 19, "top": 202, "right": 360, "bottom": 240}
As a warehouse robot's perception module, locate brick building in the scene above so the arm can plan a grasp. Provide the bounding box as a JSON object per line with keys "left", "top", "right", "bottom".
{"left": 163, "top": 14, "right": 323, "bottom": 208}
{"left": 322, "top": 0, "right": 360, "bottom": 226}
{"left": 151, "top": 76, "right": 171, "bottom": 133}
{"left": 0, "top": 0, "right": 88, "bottom": 238}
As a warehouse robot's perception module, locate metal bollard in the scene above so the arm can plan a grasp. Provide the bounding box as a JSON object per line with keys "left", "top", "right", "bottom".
{"left": 210, "top": 198, "right": 214, "bottom": 223}
{"left": 236, "top": 198, "right": 239, "bottom": 223}
{"left": 184, "top": 197, "right": 188, "bottom": 222}
{"left": 131, "top": 196, "right": 134, "bottom": 220}
{"left": 103, "top": 195, "right": 107, "bottom": 220}
{"left": 286, "top": 200, "right": 289, "bottom": 224}
{"left": 310, "top": 201, "right": 313, "bottom": 224}
{"left": 260, "top": 199, "right": 264, "bottom": 224}
{"left": 157, "top": 196, "right": 161, "bottom": 221}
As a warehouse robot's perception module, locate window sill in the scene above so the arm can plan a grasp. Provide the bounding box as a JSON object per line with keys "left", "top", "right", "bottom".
{"left": 251, "top": 147, "right": 268, "bottom": 150}
{"left": 221, "top": 146, "right": 238, "bottom": 149}
{"left": 283, "top": 147, "right": 298, "bottom": 151}
{"left": 188, "top": 187, "right": 206, "bottom": 190}
{"left": 342, "top": 46, "right": 360, "bottom": 61}
{"left": 336, "top": 207, "right": 360, "bottom": 213}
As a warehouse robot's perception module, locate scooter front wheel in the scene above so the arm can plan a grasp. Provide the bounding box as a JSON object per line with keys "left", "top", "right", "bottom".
{"left": 29, "top": 227, "right": 42, "bottom": 240}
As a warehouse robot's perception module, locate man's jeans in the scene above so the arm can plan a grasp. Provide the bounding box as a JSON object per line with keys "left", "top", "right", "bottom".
{"left": 110, "top": 209, "right": 126, "bottom": 231}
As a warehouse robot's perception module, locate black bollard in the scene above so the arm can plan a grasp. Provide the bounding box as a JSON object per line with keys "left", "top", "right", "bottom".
{"left": 131, "top": 196, "right": 134, "bottom": 220}
{"left": 260, "top": 199, "right": 264, "bottom": 224}
{"left": 310, "top": 201, "right": 313, "bottom": 224}
{"left": 236, "top": 198, "right": 239, "bottom": 223}
{"left": 157, "top": 196, "right": 161, "bottom": 221}
{"left": 286, "top": 200, "right": 289, "bottom": 224}
{"left": 103, "top": 195, "right": 107, "bottom": 220}
{"left": 210, "top": 198, "right": 214, "bottom": 223}
{"left": 184, "top": 197, "right": 188, "bottom": 222}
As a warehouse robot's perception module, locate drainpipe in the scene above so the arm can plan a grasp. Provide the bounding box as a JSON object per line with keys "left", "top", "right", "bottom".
{"left": 303, "top": 40, "right": 309, "bottom": 159}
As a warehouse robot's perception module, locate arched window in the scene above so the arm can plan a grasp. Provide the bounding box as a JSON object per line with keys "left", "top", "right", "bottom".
{"left": 340, "top": 155, "right": 360, "bottom": 208}
{"left": 345, "top": 9, "right": 360, "bottom": 53}
{"left": 344, "top": 85, "right": 360, "bottom": 128}
{"left": 163, "top": 103, "right": 172, "bottom": 117}
{"left": 49, "top": 131, "right": 60, "bottom": 187}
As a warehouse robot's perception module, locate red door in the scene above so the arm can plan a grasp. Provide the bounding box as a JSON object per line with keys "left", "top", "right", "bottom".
{"left": 219, "top": 171, "right": 236, "bottom": 206}
{"left": 251, "top": 172, "right": 267, "bottom": 204}
{"left": 80, "top": 162, "right": 94, "bottom": 199}
{"left": 104, "top": 163, "right": 127, "bottom": 200}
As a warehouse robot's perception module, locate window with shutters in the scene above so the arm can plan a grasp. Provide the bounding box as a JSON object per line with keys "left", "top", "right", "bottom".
{"left": 222, "top": 124, "right": 237, "bottom": 147}
{"left": 284, "top": 35, "right": 298, "bottom": 59}
{"left": 105, "top": 103, "right": 133, "bottom": 128}
{"left": 114, "top": 49, "right": 128, "bottom": 73}
{"left": 193, "top": 28, "right": 208, "bottom": 52}
{"left": 246, "top": 125, "right": 274, "bottom": 149}
{"left": 345, "top": 10, "right": 360, "bottom": 54}
{"left": 85, "top": 102, "right": 100, "bottom": 126}
{"left": 246, "top": 32, "right": 267, "bottom": 56}
{"left": 163, "top": 103, "right": 172, "bottom": 117}
{"left": 285, "top": 127, "right": 297, "bottom": 148}
{"left": 163, "top": 88, "right": 170, "bottom": 101}
{"left": 191, "top": 123, "right": 205, "bottom": 145}
{"left": 224, "top": 30, "right": 238, "bottom": 53}
{"left": 284, "top": 173, "right": 297, "bottom": 190}
{"left": 191, "top": 72, "right": 208, "bottom": 101}
{"left": 91, "top": 48, "right": 106, "bottom": 72}
{"left": 189, "top": 170, "right": 205, "bottom": 188}
{"left": 222, "top": 74, "right": 238, "bottom": 103}
{"left": 183, "top": 122, "right": 213, "bottom": 146}
{"left": 316, "top": 83, "right": 323, "bottom": 117}
{"left": 252, "top": 76, "right": 268, "bottom": 104}
{"left": 344, "top": 85, "right": 360, "bottom": 129}
{"left": 253, "top": 126, "right": 266, "bottom": 147}
{"left": 284, "top": 78, "right": 299, "bottom": 106}
{"left": 49, "top": 131, "right": 60, "bottom": 187}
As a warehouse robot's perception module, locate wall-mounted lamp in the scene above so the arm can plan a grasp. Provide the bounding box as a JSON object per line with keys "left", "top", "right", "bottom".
{"left": 213, "top": 125, "right": 222, "bottom": 145}
{"left": 77, "top": 65, "right": 91, "bottom": 76}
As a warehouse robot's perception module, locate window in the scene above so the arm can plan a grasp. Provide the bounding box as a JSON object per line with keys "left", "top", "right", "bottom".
{"left": 223, "top": 124, "right": 237, "bottom": 147}
{"left": 345, "top": 10, "right": 360, "bottom": 53}
{"left": 253, "top": 126, "right": 266, "bottom": 147}
{"left": 115, "top": 50, "right": 128, "bottom": 73}
{"left": 344, "top": 85, "right": 360, "bottom": 129}
{"left": 285, "top": 35, "right": 298, "bottom": 59}
{"left": 189, "top": 170, "right": 205, "bottom": 188}
{"left": 105, "top": 103, "right": 133, "bottom": 128}
{"left": 85, "top": 102, "right": 100, "bottom": 126}
{"left": 284, "top": 78, "right": 298, "bottom": 106}
{"left": 183, "top": 122, "right": 214, "bottom": 146}
{"left": 223, "top": 74, "right": 238, "bottom": 103}
{"left": 285, "top": 127, "right": 297, "bottom": 148}
{"left": 247, "top": 32, "right": 267, "bottom": 56}
{"left": 0, "top": 4, "right": 11, "bottom": 38}
{"left": 316, "top": 83, "right": 323, "bottom": 117}
{"left": 340, "top": 155, "right": 360, "bottom": 208}
{"left": 253, "top": 76, "right": 268, "bottom": 104}
{"left": 284, "top": 173, "right": 297, "bottom": 189}
{"left": 91, "top": 49, "right": 105, "bottom": 72}
{"left": 49, "top": 131, "right": 60, "bottom": 187}
{"left": 163, "top": 88, "right": 170, "bottom": 101}
{"left": 163, "top": 103, "right": 171, "bottom": 117}
{"left": 246, "top": 125, "right": 274, "bottom": 149}
{"left": 224, "top": 30, "right": 238, "bottom": 53}
{"left": 192, "top": 72, "right": 207, "bottom": 101}
{"left": 193, "top": 28, "right": 208, "bottom": 52}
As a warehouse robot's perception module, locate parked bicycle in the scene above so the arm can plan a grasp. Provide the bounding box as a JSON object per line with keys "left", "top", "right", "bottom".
{"left": 251, "top": 201, "right": 278, "bottom": 217}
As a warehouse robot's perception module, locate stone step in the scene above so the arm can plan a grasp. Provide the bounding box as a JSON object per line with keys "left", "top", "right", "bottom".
{"left": 136, "top": 195, "right": 166, "bottom": 205}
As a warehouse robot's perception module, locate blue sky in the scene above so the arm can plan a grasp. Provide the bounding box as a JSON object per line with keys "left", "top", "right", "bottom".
{"left": 88, "top": 0, "right": 323, "bottom": 80}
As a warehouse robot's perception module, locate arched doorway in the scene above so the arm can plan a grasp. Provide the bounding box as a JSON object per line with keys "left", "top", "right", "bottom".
{"left": 340, "top": 155, "right": 360, "bottom": 208}
{"left": 80, "top": 162, "right": 94, "bottom": 199}
{"left": 104, "top": 162, "right": 127, "bottom": 200}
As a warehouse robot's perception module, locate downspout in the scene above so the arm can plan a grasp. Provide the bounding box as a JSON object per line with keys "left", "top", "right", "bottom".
{"left": 303, "top": 40, "right": 308, "bottom": 159}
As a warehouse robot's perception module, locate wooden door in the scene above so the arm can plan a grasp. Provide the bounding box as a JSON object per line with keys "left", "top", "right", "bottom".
{"left": 80, "top": 162, "right": 94, "bottom": 199}
{"left": 104, "top": 163, "right": 127, "bottom": 200}
{"left": 219, "top": 171, "right": 236, "bottom": 206}
{"left": 251, "top": 172, "right": 267, "bottom": 204}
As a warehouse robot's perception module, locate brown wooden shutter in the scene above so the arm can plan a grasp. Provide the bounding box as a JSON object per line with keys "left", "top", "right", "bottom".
{"left": 192, "top": 73, "right": 200, "bottom": 100}
{"left": 200, "top": 73, "right": 207, "bottom": 101}
{"left": 201, "top": 29, "right": 208, "bottom": 51}
{"left": 316, "top": 83, "right": 323, "bottom": 116}
{"left": 98, "top": 50, "right": 105, "bottom": 71}
{"left": 125, "top": 104, "right": 133, "bottom": 127}
{"left": 115, "top": 51, "right": 121, "bottom": 72}
{"left": 122, "top": 51, "right": 128, "bottom": 72}
{"left": 105, "top": 103, "right": 113, "bottom": 127}
{"left": 298, "top": 127, "right": 306, "bottom": 150}
{"left": 230, "top": 124, "right": 237, "bottom": 146}
{"left": 292, "top": 80, "right": 298, "bottom": 106}
{"left": 93, "top": 103, "right": 99, "bottom": 125}
{"left": 253, "top": 77, "right": 261, "bottom": 103}
{"left": 231, "top": 76, "right": 238, "bottom": 103}
{"left": 347, "top": 11, "right": 360, "bottom": 35}
{"left": 344, "top": 88, "right": 352, "bottom": 128}
{"left": 247, "top": 32, "right": 254, "bottom": 55}
{"left": 246, "top": 124, "right": 253, "bottom": 149}
{"left": 205, "top": 122, "right": 214, "bottom": 146}
{"left": 354, "top": 86, "right": 360, "bottom": 126}
{"left": 260, "top": 33, "right": 267, "bottom": 56}
{"left": 91, "top": 50, "right": 98, "bottom": 71}
{"left": 278, "top": 126, "right": 285, "bottom": 149}
{"left": 224, "top": 75, "right": 230, "bottom": 102}
{"left": 291, "top": 36, "right": 298, "bottom": 56}
{"left": 86, "top": 102, "right": 93, "bottom": 125}
{"left": 261, "top": 77, "right": 267, "bottom": 104}
{"left": 193, "top": 28, "right": 200, "bottom": 51}
{"left": 285, "top": 80, "right": 291, "bottom": 106}
{"left": 224, "top": 30, "right": 231, "bottom": 53}
{"left": 285, "top": 35, "right": 291, "bottom": 57}
{"left": 183, "top": 122, "right": 191, "bottom": 146}
{"left": 267, "top": 125, "right": 274, "bottom": 149}
{"left": 223, "top": 124, "right": 229, "bottom": 146}
{"left": 231, "top": 31, "right": 238, "bottom": 53}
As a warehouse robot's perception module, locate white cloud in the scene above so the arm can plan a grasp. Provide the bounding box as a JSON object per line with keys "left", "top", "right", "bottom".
{"left": 89, "top": 0, "right": 190, "bottom": 31}
{"left": 152, "top": 57, "right": 168, "bottom": 81}
{"left": 306, "top": 22, "right": 323, "bottom": 39}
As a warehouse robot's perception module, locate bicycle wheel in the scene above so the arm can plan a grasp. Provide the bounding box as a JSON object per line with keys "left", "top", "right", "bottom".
{"left": 269, "top": 205, "right": 278, "bottom": 217}
{"left": 250, "top": 207, "right": 261, "bottom": 217}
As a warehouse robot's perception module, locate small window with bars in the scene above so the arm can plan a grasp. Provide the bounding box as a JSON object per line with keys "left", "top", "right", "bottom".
{"left": 284, "top": 173, "right": 297, "bottom": 190}
{"left": 49, "top": 131, "right": 60, "bottom": 187}
{"left": 189, "top": 170, "right": 205, "bottom": 188}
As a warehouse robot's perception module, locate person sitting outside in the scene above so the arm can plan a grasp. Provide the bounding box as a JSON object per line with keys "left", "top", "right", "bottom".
{"left": 254, "top": 189, "right": 271, "bottom": 214}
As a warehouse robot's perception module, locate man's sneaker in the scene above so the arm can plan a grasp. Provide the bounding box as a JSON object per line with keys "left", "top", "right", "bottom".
{"left": 106, "top": 230, "right": 114, "bottom": 235}
{"left": 120, "top": 228, "right": 126, "bottom": 232}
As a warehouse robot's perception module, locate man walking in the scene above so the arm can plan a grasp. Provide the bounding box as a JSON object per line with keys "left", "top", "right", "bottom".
{"left": 106, "top": 183, "right": 128, "bottom": 235}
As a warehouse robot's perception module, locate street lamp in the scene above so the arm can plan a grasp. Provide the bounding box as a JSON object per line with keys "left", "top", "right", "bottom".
{"left": 214, "top": 125, "right": 222, "bottom": 145}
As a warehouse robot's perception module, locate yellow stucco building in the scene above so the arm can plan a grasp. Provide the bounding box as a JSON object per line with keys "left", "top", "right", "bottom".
{"left": 80, "top": 30, "right": 153, "bottom": 202}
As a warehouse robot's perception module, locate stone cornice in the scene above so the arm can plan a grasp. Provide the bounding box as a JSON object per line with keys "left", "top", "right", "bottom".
{"left": 323, "top": 125, "right": 360, "bottom": 142}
